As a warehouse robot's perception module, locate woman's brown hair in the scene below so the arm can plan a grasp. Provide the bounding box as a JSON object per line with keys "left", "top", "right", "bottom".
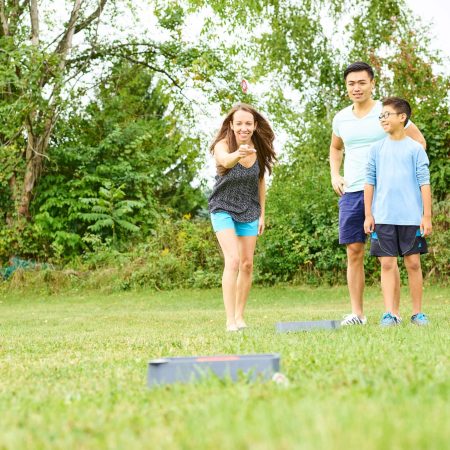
{"left": 210, "top": 103, "right": 277, "bottom": 178}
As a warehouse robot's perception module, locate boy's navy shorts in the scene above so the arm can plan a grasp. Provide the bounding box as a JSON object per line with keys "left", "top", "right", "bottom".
{"left": 338, "top": 191, "right": 366, "bottom": 244}
{"left": 370, "top": 224, "right": 428, "bottom": 257}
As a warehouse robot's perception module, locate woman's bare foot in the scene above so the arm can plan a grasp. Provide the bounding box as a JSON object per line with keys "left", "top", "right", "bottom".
{"left": 226, "top": 322, "right": 239, "bottom": 332}
{"left": 235, "top": 318, "right": 247, "bottom": 329}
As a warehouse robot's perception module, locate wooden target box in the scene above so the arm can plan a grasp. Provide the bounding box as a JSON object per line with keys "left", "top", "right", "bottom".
{"left": 276, "top": 320, "right": 341, "bottom": 332}
{"left": 148, "top": 353, "right": 280, "bottom": 387}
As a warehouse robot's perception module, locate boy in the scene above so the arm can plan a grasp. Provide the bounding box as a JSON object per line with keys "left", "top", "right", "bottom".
{"left": 330, "top": 62, "right": 426, "bottom": 326}
{"left": 364, "top": 97, "right": 432, "bottom": 327}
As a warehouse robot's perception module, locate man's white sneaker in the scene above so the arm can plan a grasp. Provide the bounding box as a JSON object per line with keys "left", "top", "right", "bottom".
{"left": 341, "top": 313, "right": 367, "bottom": 326}
{"left": 393, "top": 314, "right": 403, "bottom": 325}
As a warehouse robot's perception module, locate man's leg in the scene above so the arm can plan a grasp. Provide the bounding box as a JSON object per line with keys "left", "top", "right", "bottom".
{"left": 339, "top": 192, "right": 367, "bottom": 324}
{"left": 404, "top": 254, "right": 423, "bottom": 315}
{"left": 346, "top": 242, "right": 365, "bottom": 317}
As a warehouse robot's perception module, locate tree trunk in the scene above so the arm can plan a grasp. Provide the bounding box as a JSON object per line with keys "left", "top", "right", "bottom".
{"left": 18, "top": 118, "right": 53, "bottom": 218}
{"left": 16, "top": 0, "right": 84, "bottom": 218}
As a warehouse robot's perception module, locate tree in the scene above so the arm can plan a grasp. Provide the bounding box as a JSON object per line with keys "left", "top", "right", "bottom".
{"left": 187, "top": 0, "right": 449, "bottom": 282}
{"left": 0, "top": 1, "right": 111, "bottom": 219}
{"left": 28, "top": 61, "right": 207, "bottom": 258}
{"left": 0, "top": 0, "right": 238, "bottom": 222}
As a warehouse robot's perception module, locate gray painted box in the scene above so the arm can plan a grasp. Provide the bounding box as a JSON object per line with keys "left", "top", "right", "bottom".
{"left": 276, "top": 320, "right": 341, "bottom": 332}
{"left": 148, "top": 353, "right": 280, "bottom": 387}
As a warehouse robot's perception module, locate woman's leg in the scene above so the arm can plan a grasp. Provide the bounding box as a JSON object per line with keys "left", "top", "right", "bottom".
{"left": 235, "top": 235, "right": 257, "bottom": 327}
{"left": 215, "top": 229, "right": 240, "bottom": 327}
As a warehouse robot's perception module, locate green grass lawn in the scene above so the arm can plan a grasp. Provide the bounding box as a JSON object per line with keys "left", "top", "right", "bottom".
{"left": 1, "top": 285, "right": 449, "bottom": 450}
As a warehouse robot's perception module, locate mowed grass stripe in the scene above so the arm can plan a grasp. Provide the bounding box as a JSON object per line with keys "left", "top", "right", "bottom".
{"left": 0, "top": 285, "right": 449, "bottom": 449}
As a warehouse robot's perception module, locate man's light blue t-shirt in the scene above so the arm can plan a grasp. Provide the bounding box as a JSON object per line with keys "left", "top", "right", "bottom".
{"left": 366, "top": 136, "right": 430, "bottom": 226}
{"left": 332, "top": 101, "right": 411, "bottom": 192}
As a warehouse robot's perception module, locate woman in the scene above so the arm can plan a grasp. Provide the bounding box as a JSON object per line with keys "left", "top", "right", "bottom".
{"left": 208, "top": 103, "right": 276, "bottom": 331}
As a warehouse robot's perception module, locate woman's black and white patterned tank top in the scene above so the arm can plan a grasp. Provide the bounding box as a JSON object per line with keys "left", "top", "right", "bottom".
{"left": 208, "top": 160, "right": 260, "bottom": 222}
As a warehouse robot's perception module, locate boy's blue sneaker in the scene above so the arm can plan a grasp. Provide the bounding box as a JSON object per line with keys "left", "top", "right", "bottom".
{"left": 411, "top": 312, "right": 429, "bottom": 326}
{"left": 380, "top": 312, "right": 397, "bottom": 327}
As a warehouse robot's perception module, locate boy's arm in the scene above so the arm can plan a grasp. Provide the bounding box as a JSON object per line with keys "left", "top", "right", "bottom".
{"left": 364, "top": 184, "right": 375, "bottom": 233}
{"left": 364, "top": 145, "right": 377, "bottom": 233}
{"left": 420, "top": 184, "right": 432, "bottom": 236}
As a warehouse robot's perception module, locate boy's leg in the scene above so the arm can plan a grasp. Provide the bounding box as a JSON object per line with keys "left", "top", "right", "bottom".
{"left": 403, "top": 254, "right": 423, "bottom": 315}
{"left": 399, "top": 225, "right": 428, "bottom": 318}
{"left": 392, "top": 265, "right": 401, "bottom": 317}
{"left": 379, "top": 256, "right": 399, "bottom": 313}
{"left": 370, "top": 225, "right": 402, "bottom": 320}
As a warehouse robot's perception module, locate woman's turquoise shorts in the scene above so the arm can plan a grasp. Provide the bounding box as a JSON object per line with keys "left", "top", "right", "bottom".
{"left": 210, "top": 212, "right": 259, "bottom": 237}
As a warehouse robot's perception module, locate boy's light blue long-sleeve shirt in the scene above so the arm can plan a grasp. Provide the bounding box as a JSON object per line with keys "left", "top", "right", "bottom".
{"left": 366, "top": 136, "right": 430, "bottom": 225}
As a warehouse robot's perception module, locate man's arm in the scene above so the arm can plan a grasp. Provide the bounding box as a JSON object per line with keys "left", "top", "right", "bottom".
{"left": 406, "top": 122, "right": 426, "bottom": 149}
{"left": 330, "top": 132, "right": 345, "bottom": 196}
{"left": 420, "top": 184, "right": 432, "bottom": 236}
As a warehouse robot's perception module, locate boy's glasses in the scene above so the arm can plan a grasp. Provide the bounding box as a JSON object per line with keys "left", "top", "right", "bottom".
{"left": 378, "top": 112, "right": 402, "bottom": 120}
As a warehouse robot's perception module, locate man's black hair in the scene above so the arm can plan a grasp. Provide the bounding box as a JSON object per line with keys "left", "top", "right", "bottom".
{"left": 344, "top": 61, "right": 375, "bottom": 81}
{"left": 382, "top": 96, "right": 412, "bottom": 126}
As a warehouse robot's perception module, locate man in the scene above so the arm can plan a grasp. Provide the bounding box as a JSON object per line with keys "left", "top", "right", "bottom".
{"left": 329, "top": 62, "right": 426, "bottom": 326}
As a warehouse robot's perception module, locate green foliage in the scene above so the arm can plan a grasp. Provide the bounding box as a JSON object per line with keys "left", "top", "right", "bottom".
{"left": 421, "top": 200, "right": 450, "bottom": 281}
{"left": 79, "top": 183, "right": 143, "bottom": 245}
{"left": 0, "top": 0, "right": 448, "bottom": 285}
{"left": 87, "top": 215, "right": 222, "bottom": 291}
{"left": 26, "top": 62, "right": 206, "bottom": 260}
{"left": 241, "top": 0, "right": 450, "bottom": 283}
{"left": 257, "top": 159, "right": 344, "bottom": 284}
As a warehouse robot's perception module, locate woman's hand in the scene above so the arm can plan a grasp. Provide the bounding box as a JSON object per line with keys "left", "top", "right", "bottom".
{"left": 236, "top": 144, "right": 257, "bottom": 158}
{"left": 258, "top": 216, "right": 265, "bottom": 235}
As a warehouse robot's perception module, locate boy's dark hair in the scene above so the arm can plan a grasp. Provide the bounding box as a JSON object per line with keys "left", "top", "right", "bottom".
{"left": 344, "top": 61, "right": 375, "bottom": 80}
{"left": 382, "top": 96, "right": 412, "bottom": 126}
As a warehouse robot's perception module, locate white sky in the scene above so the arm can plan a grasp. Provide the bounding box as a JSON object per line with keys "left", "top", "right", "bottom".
{"left": 200, "top": 1, "right": 450, "bottom": 185}
{"left": 45, "top": 1, "right": 449, "bottom": 185}
{"left": 406, "top": 0, "right": 450, "bottom": 60}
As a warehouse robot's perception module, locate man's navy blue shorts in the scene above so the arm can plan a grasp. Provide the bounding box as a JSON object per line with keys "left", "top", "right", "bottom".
{"left": 338, "top": 191, "right": 366, "bottom": 245}
{"left": 370, "top": 224, "right": 428, "bottom": 257}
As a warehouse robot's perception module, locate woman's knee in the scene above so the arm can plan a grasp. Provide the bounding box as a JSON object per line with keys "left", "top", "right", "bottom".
{"left": 240, "top": 259, "right": 254, "bottom": 273}
{"left": 224, "top": 255, "right": 240, "bottom": 271}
